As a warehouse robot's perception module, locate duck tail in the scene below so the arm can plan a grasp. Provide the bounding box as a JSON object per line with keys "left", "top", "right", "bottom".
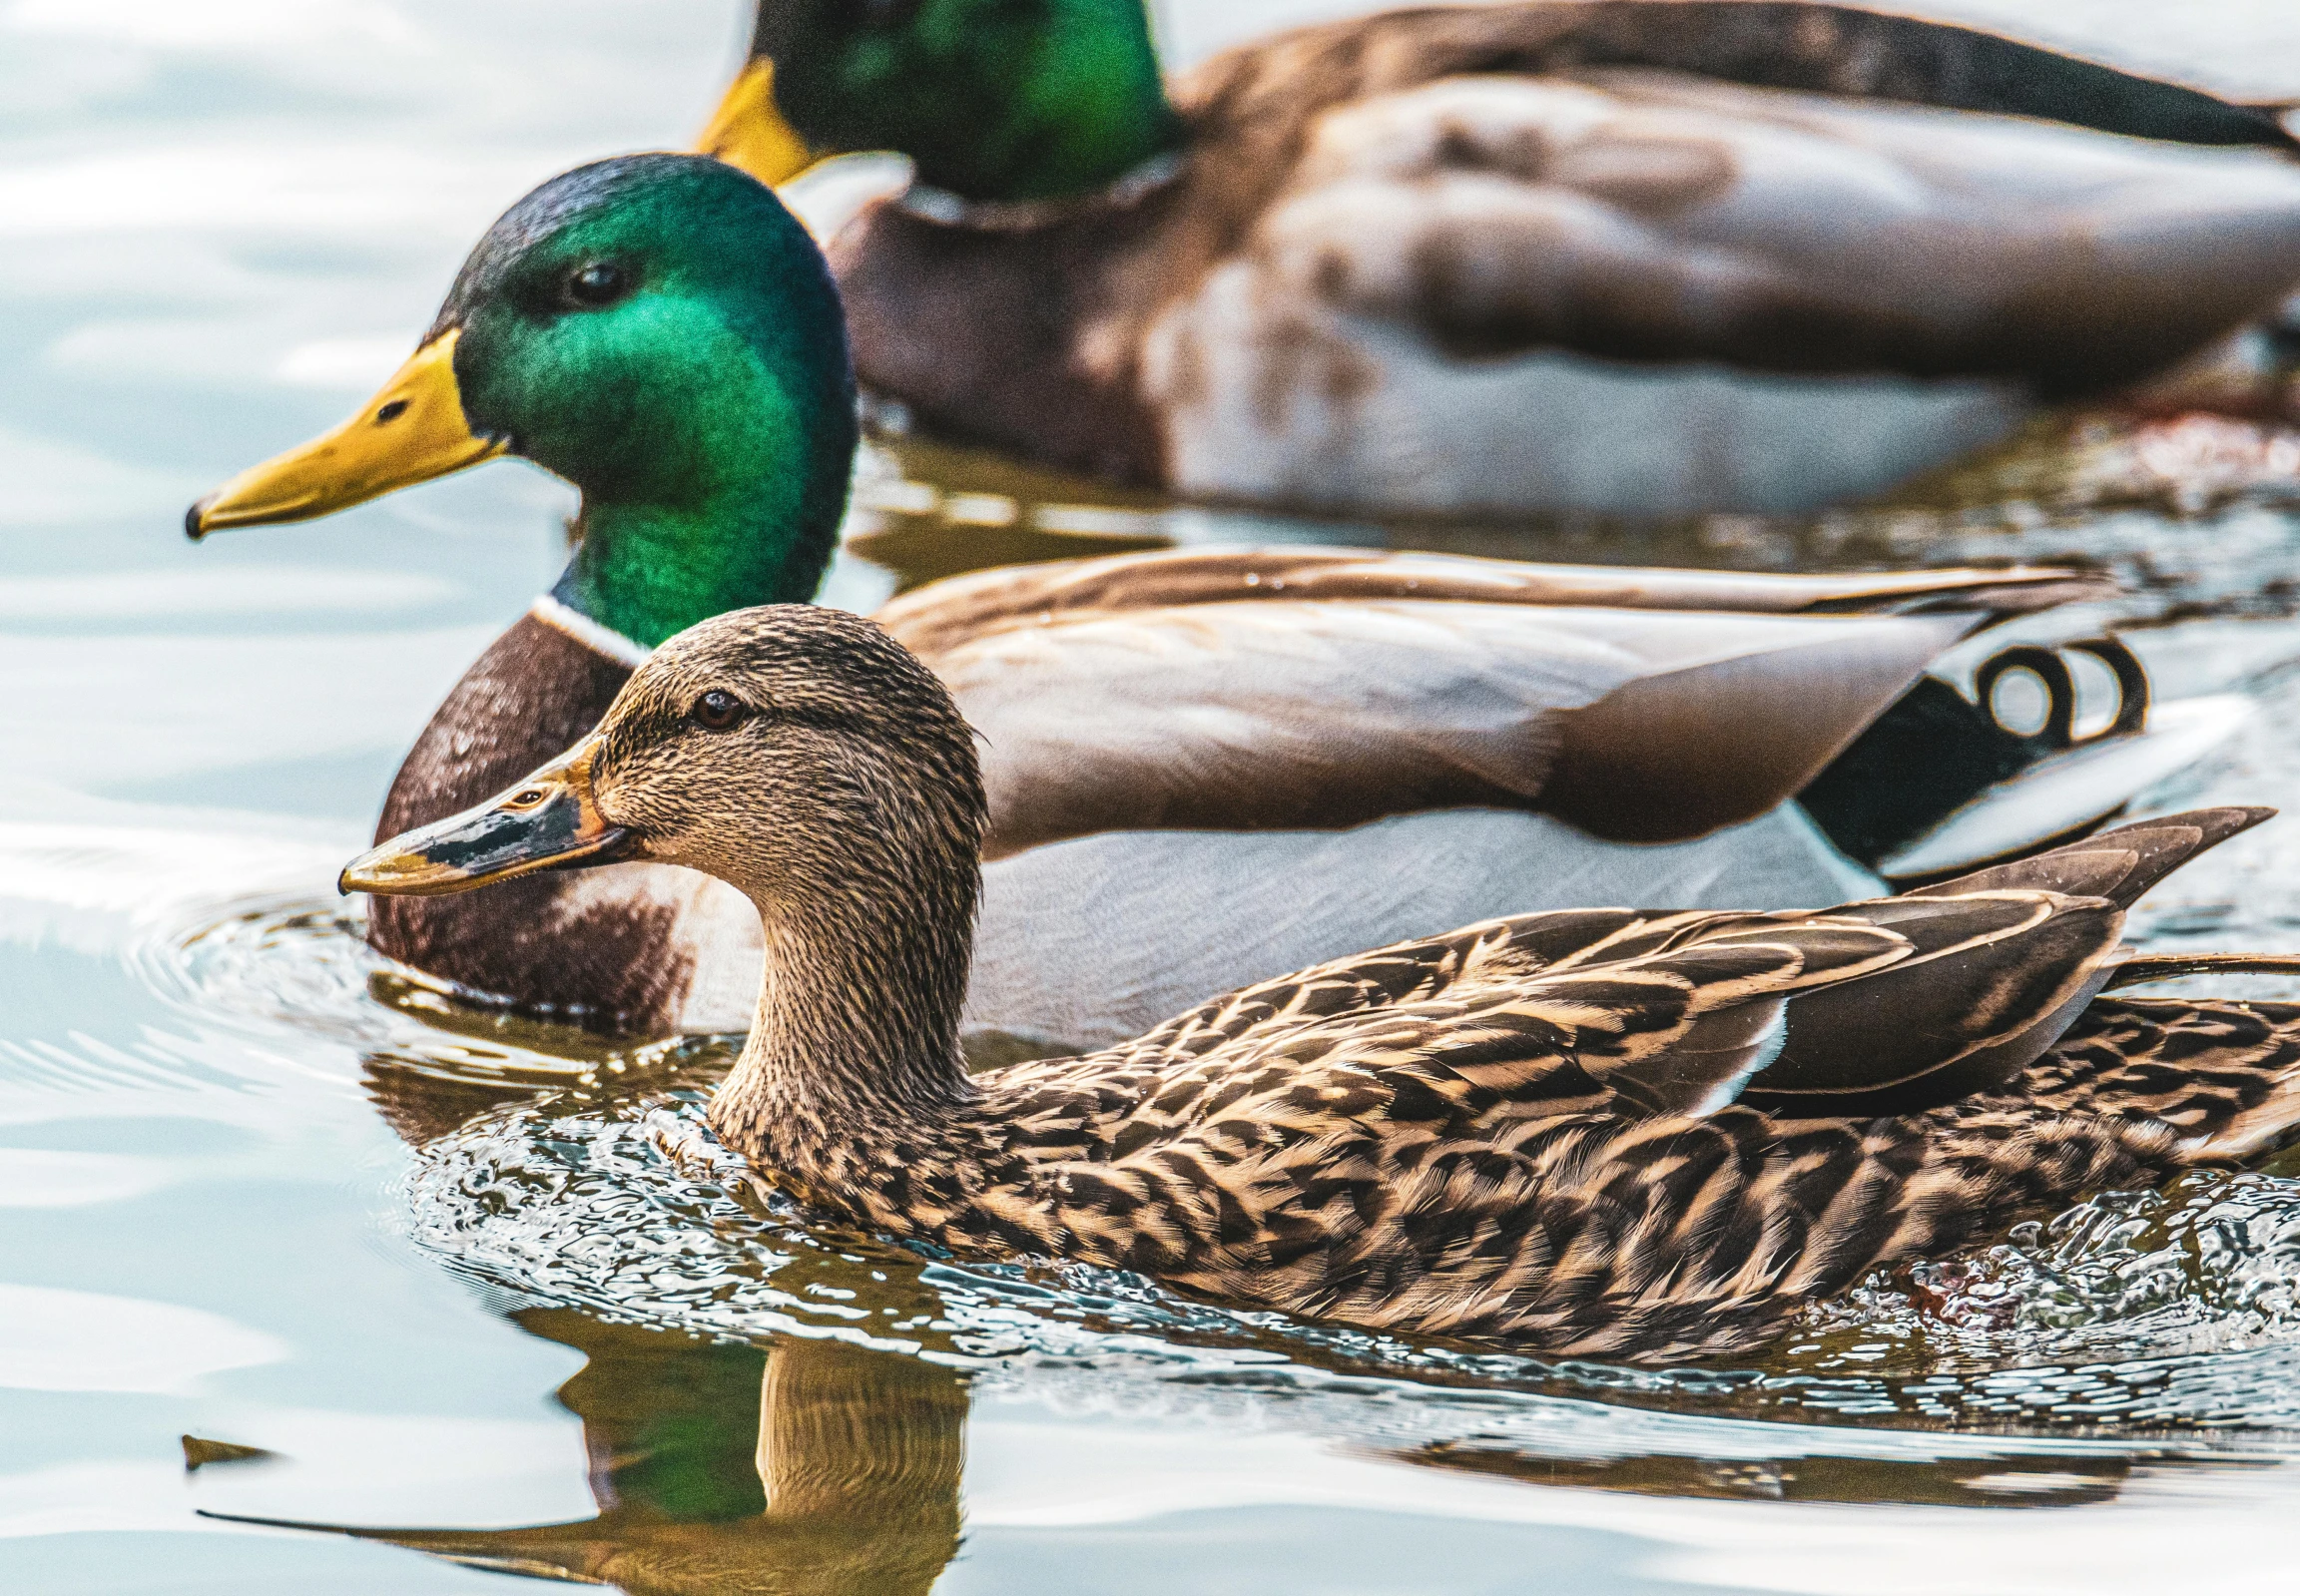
{"left": 1904, "top": 805, "right": 2274, "bottom": 908}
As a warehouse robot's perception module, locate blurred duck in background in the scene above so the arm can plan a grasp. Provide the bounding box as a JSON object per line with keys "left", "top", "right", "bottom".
{"left": 188, "top": 156, "right": 2243, "bottom": 1048}
{"left": 700, "top": 0, "right": 2300, "bottom": 518}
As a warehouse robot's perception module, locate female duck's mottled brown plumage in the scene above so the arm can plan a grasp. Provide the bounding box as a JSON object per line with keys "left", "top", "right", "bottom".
{"left": 348, "top": 606, "right": 2300, "bottom": 1359}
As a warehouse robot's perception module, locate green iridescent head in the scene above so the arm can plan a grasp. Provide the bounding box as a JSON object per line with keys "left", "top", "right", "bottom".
{"left": 189, "top": 154, "right": 858, "bottom": 651}
{"left": 446, "top": 156, "right": 857, "bottom": 646}
{"left": 726, "top": 0, "right": 1178, "bottom": 203}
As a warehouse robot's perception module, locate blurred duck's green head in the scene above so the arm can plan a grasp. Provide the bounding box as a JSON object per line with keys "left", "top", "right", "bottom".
{"left": 701, "top": 0, "right": 1177, "bottom": 203}
{"left": 189, "top": 155, "right": 859, "bottom": 651}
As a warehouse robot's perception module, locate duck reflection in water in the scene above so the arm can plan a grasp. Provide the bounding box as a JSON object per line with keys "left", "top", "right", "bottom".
{"left": 206, "top": 1310, "right": 966, "bottom": 1594}
{"left": 219, "top": 1053, "right": 2183, "bottom": 1587}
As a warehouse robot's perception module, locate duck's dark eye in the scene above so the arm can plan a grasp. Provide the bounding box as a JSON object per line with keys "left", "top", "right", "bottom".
{"left": 564, "top": 261, "right": 631, "bottom": 308}
{"left": 690, "top": 690, "right": 748, "bottom": 732}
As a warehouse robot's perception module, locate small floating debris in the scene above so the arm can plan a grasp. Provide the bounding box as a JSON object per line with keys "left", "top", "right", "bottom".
{"left": 182, "top": 1434, "right": 277, "bottom": 1471}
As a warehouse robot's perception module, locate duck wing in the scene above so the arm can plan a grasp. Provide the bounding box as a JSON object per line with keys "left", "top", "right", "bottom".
{"left": 927, "top": 598, "right": 1975, "bottom": 854}
{"left": 1070, "top": 899, "right": 2178, "bottom": 1356}
{"left": 1906, "top": 805, "right": 2273, "bottom": 906}
{"left": 1281, "top": 3, "right": 2296, "bottom": 155}
{"left": 1197, "top": 808, "right": 2289, "bottom": 1126}
{"left": 1102, "top": 905, "right": 1663, "bottom": 1064}
{"left": 1732, "top": 808, "right": 2281, "bottom": 1116}
{"left": 1096, "top": 894, "right": 2051, "bottom": 1128}
{"left": 1248, "top": 61, "right": 2300, "bottom": 392}
{"left": 875, "top": 546, "right": 2106, "bottom": 658}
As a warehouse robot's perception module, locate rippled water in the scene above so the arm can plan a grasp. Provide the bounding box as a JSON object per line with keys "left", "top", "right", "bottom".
{"left": 156, "top": 897, "right": 2300, "bottom": 1433}
{"left": 15, "top": 1, "right": 2300, "bottom": 1592}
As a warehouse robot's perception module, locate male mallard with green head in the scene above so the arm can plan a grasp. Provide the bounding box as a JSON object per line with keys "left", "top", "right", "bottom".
{"left": 187, "top": 155, "right": 2243, "bottom": 1047}
{"left": 341, "top": 602, "right": 2300, "bottom": 1358}
{"left": 701, "top": 0, "right": 2300, "bottom": 516}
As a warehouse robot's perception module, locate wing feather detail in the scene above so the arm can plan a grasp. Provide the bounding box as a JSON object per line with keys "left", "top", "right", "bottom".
{"left": 932, "top": 600, "right": 1969, "bottom": 852}
{"left": 875, "top": 544, "right": 2104, "bottom": 656}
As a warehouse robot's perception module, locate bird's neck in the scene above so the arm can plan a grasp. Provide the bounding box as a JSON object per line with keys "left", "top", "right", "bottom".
{"left": 708, "top": 840, "right": 982, "bottom": 1194}
{"left": 550, "top": 496, "right": 826, "bottom": 655}
{"left": 545, "top": 358, "right": 857, "bottom": 652}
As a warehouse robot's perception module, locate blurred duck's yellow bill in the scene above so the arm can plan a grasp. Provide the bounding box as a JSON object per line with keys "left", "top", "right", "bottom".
{"left": 697, "top": 57, "right": 818, "bottom": 188}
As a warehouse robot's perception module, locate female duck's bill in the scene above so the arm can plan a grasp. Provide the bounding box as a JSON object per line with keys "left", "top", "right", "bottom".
{"left": 339, "top": 739, "right": 631, "bottom": 896}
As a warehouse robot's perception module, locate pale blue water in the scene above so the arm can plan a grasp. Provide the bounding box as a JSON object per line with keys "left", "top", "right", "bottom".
{"left": 9, "top": 4, "right": 2300, "bottom": 1593}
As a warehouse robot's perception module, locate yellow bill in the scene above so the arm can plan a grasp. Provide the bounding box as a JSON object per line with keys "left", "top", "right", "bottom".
{"left": 186, "top": 330, "right": 506, "bottom": 539}
{"left": 697, "top": 57, "right": 819, "bottom": 188}
{"left": 339, "top": 740, "right": 632, "bottom": 897}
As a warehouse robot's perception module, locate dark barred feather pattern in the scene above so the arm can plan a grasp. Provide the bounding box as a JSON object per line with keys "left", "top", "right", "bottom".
{"left": 757, "top": 908, "right": 2300, "bottom": 1360}
{"left": 2017, "top": 998, "right": 2300, "bottom": 1158}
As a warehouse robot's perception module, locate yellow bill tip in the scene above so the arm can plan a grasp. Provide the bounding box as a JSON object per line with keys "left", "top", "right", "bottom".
{"left": 337, "top": 846, "right": 468, "bottom": 898}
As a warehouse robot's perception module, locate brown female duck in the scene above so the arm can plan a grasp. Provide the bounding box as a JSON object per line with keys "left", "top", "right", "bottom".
{"left": 706, "top": 0, "right": 2300, "bottom": 516}
{"left": 341, "top": 604, "right": 2300, "bottom": 1358}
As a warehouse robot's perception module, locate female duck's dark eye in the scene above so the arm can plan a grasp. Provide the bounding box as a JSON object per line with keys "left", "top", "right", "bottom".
{"left": 564, "top": 261, "right": 630, "bottom": 307}
{"left": 690, "top": 690, "right": 748, "bottom": 732}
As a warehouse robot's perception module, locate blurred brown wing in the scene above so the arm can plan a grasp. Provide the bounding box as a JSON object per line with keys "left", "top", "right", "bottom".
{"left": 1291, "top": 2, "right": 2297, "bottom": 154}
{"left": 1263, "top": 63, "right": 2300, "bottom": 387}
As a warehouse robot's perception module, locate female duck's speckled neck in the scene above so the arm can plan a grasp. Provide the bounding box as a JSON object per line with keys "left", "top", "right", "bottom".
{"left": 710, "top": 873, "right": 985, "bottom": 1204}
{"left": 564, "top": 608, "right": 993, "bottom": 1186}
